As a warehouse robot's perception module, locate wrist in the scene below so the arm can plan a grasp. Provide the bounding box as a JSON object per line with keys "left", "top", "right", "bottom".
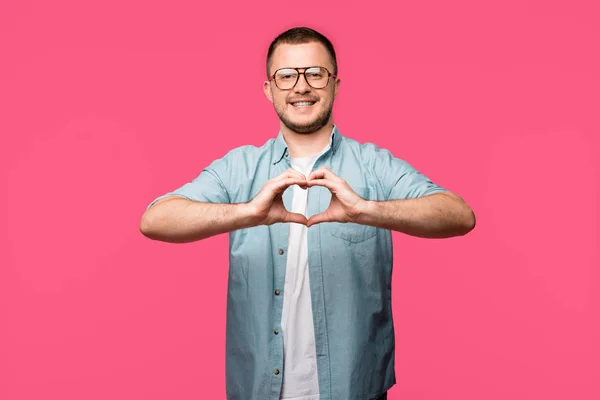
{"left": 238, "top": 202, "right": 261, "bottom": 228}
{"left": 355, "top": 199, "right": 377, "bottom": 226}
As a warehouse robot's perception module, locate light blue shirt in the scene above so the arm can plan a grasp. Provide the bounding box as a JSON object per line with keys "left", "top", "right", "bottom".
{"left": 147, "top": 125, "right": 448, "bottom": 400}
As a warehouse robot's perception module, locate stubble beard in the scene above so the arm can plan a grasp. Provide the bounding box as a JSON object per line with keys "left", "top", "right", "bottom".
{"left": 275, "top": 100, "right": 334, "bottom": 134}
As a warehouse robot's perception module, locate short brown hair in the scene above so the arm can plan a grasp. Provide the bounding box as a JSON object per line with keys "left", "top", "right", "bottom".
{"left": 266, "top": 27, "right": 338, "bottom": 77}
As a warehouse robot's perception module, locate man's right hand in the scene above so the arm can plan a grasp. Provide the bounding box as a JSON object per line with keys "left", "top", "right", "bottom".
{"left": 248, "top": 168, "right": 308, "bottom": 226}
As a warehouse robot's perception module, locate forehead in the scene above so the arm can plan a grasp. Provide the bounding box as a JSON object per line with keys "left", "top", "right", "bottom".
{"left": 270, "top": 42, "right": 333, "bottom": 72}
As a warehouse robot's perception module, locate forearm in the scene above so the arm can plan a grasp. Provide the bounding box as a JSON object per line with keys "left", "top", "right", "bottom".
{"left": 140, "top": 197, "right": 257, "bottom": 243}
{"left": 357, "top": 192, "right": 476, "bottom": 238}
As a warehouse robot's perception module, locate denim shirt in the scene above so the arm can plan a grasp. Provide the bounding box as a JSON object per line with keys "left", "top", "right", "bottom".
{"left": 147, "top": 125, "right": 447, "bottom": 400}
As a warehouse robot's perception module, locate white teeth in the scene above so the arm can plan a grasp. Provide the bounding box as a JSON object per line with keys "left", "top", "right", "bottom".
{"left": 292, "top": 101, "right": 315, "bottom": 107}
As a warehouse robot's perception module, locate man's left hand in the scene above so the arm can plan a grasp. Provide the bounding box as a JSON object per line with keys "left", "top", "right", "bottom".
{"left": 305, "top": 167, "right": 367, "bottom": 227}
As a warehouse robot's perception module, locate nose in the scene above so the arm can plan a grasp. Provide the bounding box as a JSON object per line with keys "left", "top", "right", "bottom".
{"left": 293, "top": 72, "right": 311, "bottom": 93}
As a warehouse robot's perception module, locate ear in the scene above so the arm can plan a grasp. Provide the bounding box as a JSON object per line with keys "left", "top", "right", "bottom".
{"left": 263, "top": 80, "right": 274, "bottom": 103}
{"left": 333, "top": 77, "right": 341, "bottom": 98}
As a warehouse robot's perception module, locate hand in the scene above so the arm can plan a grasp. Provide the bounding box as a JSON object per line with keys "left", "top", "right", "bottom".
{"left": 248, "top": 168, "right": 309, "bottom": 226}
{"left": 306, "top": 167, "right": 367, "bottom": 227}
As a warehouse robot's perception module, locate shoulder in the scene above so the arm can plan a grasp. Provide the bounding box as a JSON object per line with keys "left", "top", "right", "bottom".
{"left": 338, "top": 136, "right": 415, "bottom": 193}
{"left": 339, "top": 135, "right": 401, "bottom": 165}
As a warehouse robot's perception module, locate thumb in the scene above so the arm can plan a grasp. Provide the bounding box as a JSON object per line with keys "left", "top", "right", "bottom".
{"left": 284, "top": 212, "right": 308, "bottom": 225}
{"left": 307, "top": 212, "right": 331, "bottom": 227}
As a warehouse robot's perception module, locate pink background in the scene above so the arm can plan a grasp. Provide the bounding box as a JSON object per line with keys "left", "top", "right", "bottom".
{"left": 1, "top": 1, "right": 598, "bottom": 399}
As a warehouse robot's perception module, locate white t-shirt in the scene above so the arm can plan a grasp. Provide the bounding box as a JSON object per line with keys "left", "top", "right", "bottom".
{"left": 280, "top": 140, "right": 331, "bottom": 400}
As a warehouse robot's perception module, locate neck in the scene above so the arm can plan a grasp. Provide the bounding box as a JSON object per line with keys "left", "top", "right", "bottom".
{"left": 281, "top": 122, "right": 334, "bottom": 158}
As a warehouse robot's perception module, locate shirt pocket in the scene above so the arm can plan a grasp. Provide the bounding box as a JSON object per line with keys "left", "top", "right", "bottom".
{"left": 330, "top": 221, "right": 377, "bottom": 243}
{"left": 328, "top": 184, "right": 377, "bottom": 244}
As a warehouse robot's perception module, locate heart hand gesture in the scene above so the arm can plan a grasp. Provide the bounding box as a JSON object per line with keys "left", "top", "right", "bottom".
{"left": 305, "top": 167, "right": 367, "bottom": 227}
{"left": 249, "top": 168, "right": 309, "bottom": 226}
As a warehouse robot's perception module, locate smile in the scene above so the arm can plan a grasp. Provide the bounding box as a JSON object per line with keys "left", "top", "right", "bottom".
{"left": 290, "top": 101, "right": 316, "bottom": 108}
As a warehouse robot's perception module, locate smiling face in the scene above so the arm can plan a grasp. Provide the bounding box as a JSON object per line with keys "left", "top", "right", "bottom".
{"left": 264, "top": 42, "right": 340, "bottom": 134}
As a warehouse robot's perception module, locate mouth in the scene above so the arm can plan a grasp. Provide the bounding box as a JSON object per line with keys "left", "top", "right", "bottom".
{"left": 289, "top": 99, "right": 317, "bottom": 108}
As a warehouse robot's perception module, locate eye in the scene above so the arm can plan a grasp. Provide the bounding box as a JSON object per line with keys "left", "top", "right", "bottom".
{"left": 276, "top": 69, "right": 297, "bottom": 81}
{"left": 306, "top": 67, "right": 325, "bottom": 78}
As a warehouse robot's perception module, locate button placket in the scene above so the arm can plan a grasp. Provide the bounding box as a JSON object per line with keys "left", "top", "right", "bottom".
{"left": 267, "top": 215, "right": 288, "bottom": 398}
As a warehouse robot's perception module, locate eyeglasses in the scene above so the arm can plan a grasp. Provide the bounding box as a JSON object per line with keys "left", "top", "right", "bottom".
{"left": 269, "top": 66, "right": 337, "bottom": 90}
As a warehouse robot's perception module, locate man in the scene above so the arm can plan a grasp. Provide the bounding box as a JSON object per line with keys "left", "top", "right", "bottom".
{"left": 141, "top": 27, "right": 475, "bottom": 400}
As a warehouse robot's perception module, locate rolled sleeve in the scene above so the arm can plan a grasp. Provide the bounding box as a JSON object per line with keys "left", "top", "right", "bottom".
{"left": 374, "top": 147, "right": 448, "bottom": 200}
{"left": 146, "top": 158, "right": 231, "bottom": 210}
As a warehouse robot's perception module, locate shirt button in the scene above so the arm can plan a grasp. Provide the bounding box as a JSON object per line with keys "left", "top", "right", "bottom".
{"left": 274, "top": 289, "right": 281, "bottom": 296}
{"left": 274, "top": 328, "right": 279, "bottom": 335}
{"left": 278, "top": 249, "right": 284, "bottom": 255}
{"left": 274, "top": 369, "right": 280, "bottom": 375}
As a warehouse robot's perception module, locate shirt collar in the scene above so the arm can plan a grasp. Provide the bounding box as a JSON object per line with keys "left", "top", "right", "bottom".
{"left": 272, "top": 124, "right": 342, "bottom": 165}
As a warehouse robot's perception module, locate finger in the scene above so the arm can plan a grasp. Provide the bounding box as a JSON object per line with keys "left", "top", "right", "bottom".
{"left": 276, "top": 168, "right": 306, "bottom": 180}
{"left": 272, "top": 178, "right": 309, "bottom": 194}
{"left": 306, "top": 178, "right": 338, "bottom": 192}
{"left": 283, "top": 212, "right": 308, "bottom": 225}
{"left": 288, "top": 168, "right": 307, "bottom": 179}
{"left": 267, "top": 171, "right": 307, "bottom": 189}
{"left": 308, "top": 167, "right": 340, "bottom": 182}
{"left": 307, "top": 212, "right": 332, "bottom": 227}
{"left": 283, "top": 177, "right": 308, "bottom": 190}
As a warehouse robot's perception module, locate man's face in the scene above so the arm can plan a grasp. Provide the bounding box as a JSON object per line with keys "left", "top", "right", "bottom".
{"left": 264, "top": 42, "right": 340, "bottom": 134}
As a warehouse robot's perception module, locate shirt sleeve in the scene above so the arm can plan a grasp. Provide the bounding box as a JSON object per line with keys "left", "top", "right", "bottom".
{"left": 373, "top": 147, "right": 448, "bottom": 200}
{"left": 146, "top": 156, "right": 231, "bottom": 210}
